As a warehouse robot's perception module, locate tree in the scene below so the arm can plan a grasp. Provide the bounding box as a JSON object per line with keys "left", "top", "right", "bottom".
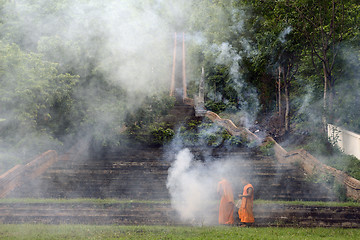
{"left": 187, "top": 0, "right": 260, "bottom": 123}
{"left": 285, "top": 0, "right": 359, "bottom": 126}
{"left": 241, "top": 0, "right": 303, "bottom": 134}
{"left": 0, "top": 41, "right": 79, "bottom": 166}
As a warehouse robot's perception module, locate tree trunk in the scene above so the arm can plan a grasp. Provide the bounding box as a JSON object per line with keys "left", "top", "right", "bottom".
{"left": 284, "top": 81, "right": 290, "bottom": 134}
{"left": 278, "top": 66, "right": 282, "bottom": 116}
{"left": 282, "top": 67, "right": 290, "bottom": 134}
{"left": 322, "top": 62, "right": 328, "bottom": 129}
{"left": 328, "top": 78, "right": 335, "bottom": 123}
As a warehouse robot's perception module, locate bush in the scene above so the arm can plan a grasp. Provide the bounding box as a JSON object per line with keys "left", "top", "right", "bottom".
{"left": 302, "top": 133, "right": 335, "bottom": 157}
{"left": 178, "top": 120, "right": 247, "bottom": 147}
{"left": 327, "top": 154, "right": 360, "bottom": 181}
{"left": 334, "top": 182, "right": 348, "bottom": 202}
{"left": 259, "top": 141, "right": 275, "bottom": 156}
{"left": 149, "top": 126, "right": 175, "bottom": 146}
{"left": 205, "top": 101, "right": 227, "bottom": 113}
{"left": 124, "top": 94, "right": 176, "bottom": 146}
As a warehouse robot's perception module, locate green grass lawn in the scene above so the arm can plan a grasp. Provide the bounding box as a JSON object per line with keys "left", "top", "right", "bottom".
{"left": 0, "top": 225, "right": 359, "bottom": 240}
{"left": 1, "top": 198, "right": 360, "bottom": 207}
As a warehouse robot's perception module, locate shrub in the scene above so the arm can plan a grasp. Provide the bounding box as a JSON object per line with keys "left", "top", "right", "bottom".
{"left": 258, "top": 141, "right": 275, "bottom": 156}
{"left": 149, "top": 126, "right": 175, "bottom": 146}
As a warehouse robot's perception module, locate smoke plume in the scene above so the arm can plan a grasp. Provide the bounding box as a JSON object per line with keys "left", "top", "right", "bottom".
{"left": 166, "top": 147, "right": 249, "bottom": 225}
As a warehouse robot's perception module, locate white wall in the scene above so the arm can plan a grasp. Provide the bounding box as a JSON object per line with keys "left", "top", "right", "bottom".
{"left": 328, "top": 124, "right": 360, "bottom": 160}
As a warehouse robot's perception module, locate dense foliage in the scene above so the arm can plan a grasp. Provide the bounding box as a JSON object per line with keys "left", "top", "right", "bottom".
{"left": 124, "top": 94, "right": 175, "bottom": 147}
{"left": 187, "top": 0, "right": 360, "bottom": 135}
{"left": 0, "top": 0, "right": 174, "bottom": 169}
{"left": 178, "top": 120, "right": 249, "bottom": 148}
{"left": 0, "top": 0, "right": 359, "bottom": 171}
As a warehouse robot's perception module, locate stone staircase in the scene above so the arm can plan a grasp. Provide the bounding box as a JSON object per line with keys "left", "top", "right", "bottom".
{"left": 162, "top": 103, "right": 199, "bottom": 128}
{"left": 3, "top": 143, "right": 360, "bottom": 227}
{"left": 1, "top": 201, "right": 359, "bottom": 227}
{"left": 7, "top": 145, "right": 335, "bottom": 202}
{"left": 8, "top": 147, "right": 169, "bottom": 200}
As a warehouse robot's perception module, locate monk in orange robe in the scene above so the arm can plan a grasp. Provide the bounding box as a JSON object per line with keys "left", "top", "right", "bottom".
{"left": 217, "top": 178, "right": 234, "bottom": 225}
{"left": 238, "top": 179, "right": 254, "bottom": 226}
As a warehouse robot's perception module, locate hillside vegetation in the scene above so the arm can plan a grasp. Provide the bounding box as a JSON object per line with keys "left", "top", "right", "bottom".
{"left": 0, "top": 0, "right": 359, "bottom": 176}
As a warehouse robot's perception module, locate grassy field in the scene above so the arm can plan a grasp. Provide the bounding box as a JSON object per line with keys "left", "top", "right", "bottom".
{"left": 1, "top": 198, "right": 360, "bottom": 207}
{"left": 0, "top": 225, "right": 359, "bottom": 240}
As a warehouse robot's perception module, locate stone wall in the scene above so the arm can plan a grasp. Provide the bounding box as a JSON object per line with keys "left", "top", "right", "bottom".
{"left": 328, "top": 124, "right": 360, "bottom": 160}
{"left": 205, "top": 111, "right": 259, "bottom": 142}
{"left": 0, "top": 150, "right": 57, "bottom": 198}
{"left": 268, "top": 136, "right": 360, "bottom": 201}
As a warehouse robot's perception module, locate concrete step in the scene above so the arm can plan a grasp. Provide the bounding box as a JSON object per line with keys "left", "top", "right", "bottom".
{"left": 7, "top": 145, "right": 336, "bottom": 202}
{"left": 0, "top": 202, "right": 359, "bottom": 227}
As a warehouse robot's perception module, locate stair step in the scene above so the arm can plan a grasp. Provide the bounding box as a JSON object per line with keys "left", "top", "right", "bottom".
{"left": 7, "top": 145, "right": 336, "bottom": 202}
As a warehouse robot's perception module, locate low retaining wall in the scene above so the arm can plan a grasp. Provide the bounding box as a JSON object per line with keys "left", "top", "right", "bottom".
{"left": 205, "top": 111, "right": 259, "bottom": 142}
{"left": 328, "top": 124, "right": 360, "bottom": 160}
{"left": 0, "top": 138, "right": 90, "bottom": 198}
{"left": 0, "top": 165, "right": 25, "bottom": 198}
{"left": 203, "top": 110, "right": 360, "bottom": 201}
{"left": 268, "top": 137, "right": 360, "bottom": 201}
{"left": 0, "top": 150, "right": 57, "bottom": 198}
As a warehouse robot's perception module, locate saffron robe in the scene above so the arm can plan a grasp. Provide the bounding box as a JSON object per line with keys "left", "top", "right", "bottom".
{"left": 238, "top": 183, "right": 254, "bottom": 223}
{"left": 217, "top": 179, "right": 234, "bottom": 225}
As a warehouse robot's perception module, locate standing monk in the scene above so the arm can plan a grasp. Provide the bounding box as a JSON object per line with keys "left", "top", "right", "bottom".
{"left": 238, "top": 179, "right": 254, "bottom": 226}
{"left": 217, "top": 178, "right": 234, "bottom": 225}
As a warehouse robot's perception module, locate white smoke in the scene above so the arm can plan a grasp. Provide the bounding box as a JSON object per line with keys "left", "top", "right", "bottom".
{"left": 166, "top": 148, "right": 215, "bottom": 224}
{"left": 279, "top": 26, "right": 292, "bottom": 43}
{"left": 166, "top": 148, "right": 245, "bottom": 225}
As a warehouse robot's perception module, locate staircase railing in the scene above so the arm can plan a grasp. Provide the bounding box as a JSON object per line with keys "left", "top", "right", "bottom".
{"left": 204, "top": 110, "right": 360, "bottom": 201}
{"left": 194, "top": 67, "right": 360, "bottom": 201}
{"left": 170, "top": 32, "right": 188, "bottom": 103}
{"left": 0, "top": 138, "right": 90, "bottom": 198}
{"left": 268, "top": 137, "right": 360, "bottom": 200}
{"left": 0, "top": 150, "right": 57, "bottom": 198}
{"left": 204, "top": 111, "right": 259, "bottom": 142}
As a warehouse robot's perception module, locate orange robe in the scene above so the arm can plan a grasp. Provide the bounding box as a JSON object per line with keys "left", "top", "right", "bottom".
{"left": 238, "top": 183, "right": 254, "bottom": 223}
{"left": 217, "top": 179, "right": 234, "bottom": 225}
